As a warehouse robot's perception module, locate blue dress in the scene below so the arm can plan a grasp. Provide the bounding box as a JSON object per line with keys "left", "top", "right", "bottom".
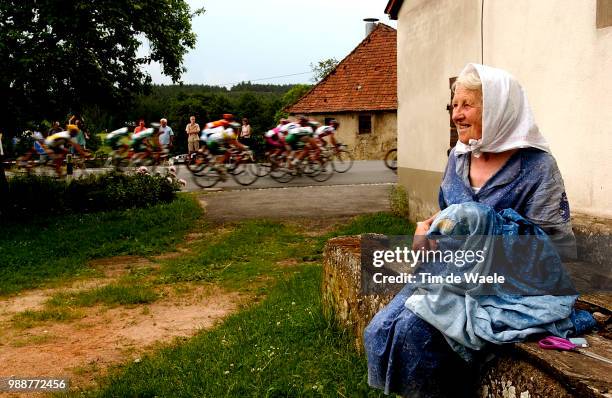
{"left": 363, "top": 148, "right": 577, "bottom": 397}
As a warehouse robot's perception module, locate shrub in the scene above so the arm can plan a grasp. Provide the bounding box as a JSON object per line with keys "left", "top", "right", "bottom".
{"left": 388, "top": 184, "right": 410, "bottom": 220}
{"left": 3, "top": 171, "right": 180, "bottom": 221}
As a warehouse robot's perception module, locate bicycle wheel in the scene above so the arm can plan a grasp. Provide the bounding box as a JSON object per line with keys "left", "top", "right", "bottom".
{"left": 231, "top": 162, "right": 259, "bottom": 186}
{"left": 332, "top": 149, "right": 354, "bottom": 173}
{"left": 255, "top": 156, "right": 272, "bottom": 177}
{"left": 188, "top": 152, "right": 212, "bottom": 176}
{"left": 269, "top": 162, "right": 295, "bottom": 183}
{"left": 192, "top": 165, "right": 222, "bottom": 188}
{"left": 384, "top": 148, "right": 398, "bottom": 171}
{"left": 310, "top": 159, "right": 334, "bottom": 182}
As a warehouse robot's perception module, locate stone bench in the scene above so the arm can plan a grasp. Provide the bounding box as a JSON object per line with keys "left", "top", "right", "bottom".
{"left": 322, "top": 216, "right": 612, "bottom": 398}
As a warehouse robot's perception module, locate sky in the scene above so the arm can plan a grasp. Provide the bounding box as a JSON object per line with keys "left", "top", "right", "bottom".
{"left": 142, "top": 0, "right": 396, "bottom": 87}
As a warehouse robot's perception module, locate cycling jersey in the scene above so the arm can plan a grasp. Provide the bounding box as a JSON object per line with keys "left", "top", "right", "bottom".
{"left": 204, "top": 127, "right": 238, "bottom": 155}
{"left": 315, "top": 125, "right": 336, "bottom": 138}
{"left": 45, "top": 131, "right": 73, "bottom": 147}
{"left": 285, "top": 126, "right": 314, "bottom": 149}
{"left": 105, "top": 127, "right": 130, "bottom": 149}
{"left": 265, "top": 127, "right": 286, "bottom": 148}
{"left": 279, "top": 122, "right": 299, "bottom": 134}
{"left": 207, "top": 127, "right": 237, "bottom": 143}
{"left": 130, "top": 128, "right": 154, "bottom": 152}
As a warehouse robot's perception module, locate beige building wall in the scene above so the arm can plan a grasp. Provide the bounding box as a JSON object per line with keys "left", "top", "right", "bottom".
{"left": 396, "top": 0, "right": 612, "bottom": 220}
{"left": 309, "top": 112, "right": 397, "bottom": 160}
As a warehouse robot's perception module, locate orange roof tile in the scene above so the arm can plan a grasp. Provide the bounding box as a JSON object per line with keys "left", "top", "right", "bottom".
{"left": 287, "top": 24, "right": 397, "bottom": 114}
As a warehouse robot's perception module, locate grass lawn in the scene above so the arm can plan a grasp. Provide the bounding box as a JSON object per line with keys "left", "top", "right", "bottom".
{"left": 67, "top": 212, "right": 412, "bottom": 397}
{"left": 0, "top": 194, "right": 203, "bottom": 296}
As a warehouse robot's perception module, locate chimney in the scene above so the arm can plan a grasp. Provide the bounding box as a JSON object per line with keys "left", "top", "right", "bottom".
{"left": 363, "top": 18, "right": 379, "bottom": 37}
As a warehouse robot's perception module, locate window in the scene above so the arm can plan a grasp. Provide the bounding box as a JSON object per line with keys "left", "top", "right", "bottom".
{"left": 597, "top": 0, "right": 612, "bottom": 28}
{"left": 358, "top": 114, "right": 372, "bottom": 134}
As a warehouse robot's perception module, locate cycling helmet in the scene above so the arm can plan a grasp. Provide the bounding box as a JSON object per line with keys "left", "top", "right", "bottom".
{"left": 67, "top": 124, "right": 79, "bottom": 134}
{"left": 329, "top": 119, "right": 339, "bottom": 127}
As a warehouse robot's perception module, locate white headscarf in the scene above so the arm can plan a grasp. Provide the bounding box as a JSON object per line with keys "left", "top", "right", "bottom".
{"left": 454, "top": 63, "right": 550, "bottom": 157}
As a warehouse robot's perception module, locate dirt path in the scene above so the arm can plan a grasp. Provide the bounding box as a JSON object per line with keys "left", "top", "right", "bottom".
{"left": 0, "top": 249, "right": 245, "bottom": 393}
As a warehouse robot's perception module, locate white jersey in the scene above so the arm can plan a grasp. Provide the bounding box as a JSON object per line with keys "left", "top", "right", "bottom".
{"left": 289, "top": 126, "right": 314, "bottom": 136}
{"left": 279, "top": 122, "right": 299, "bottom": 134}
{"left": 106, "top": 127, "right": 129, "bottom": 140}
{"left": 206, "top": 127, "right": 237, "bottom": 143}
{"left": 315, "top": 125, "right": 336, "bottom": 137}
{"left": 45, "top": 131, "right": 73, "bottom": 147}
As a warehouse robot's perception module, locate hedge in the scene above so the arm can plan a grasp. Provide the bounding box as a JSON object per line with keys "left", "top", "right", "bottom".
{"left": 2, "top": 171, "right": 180, "bottom": 221}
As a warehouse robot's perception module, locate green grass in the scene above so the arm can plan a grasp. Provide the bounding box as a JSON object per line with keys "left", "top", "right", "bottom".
{"left": 12, "top": 307, "right": 83, "bottom": 329}
{"left": 157, "top": 219, "right": 318, "bottom": 290}
{"left": 3, "top": 210, "right": 412, "bottom": 395}
{"left": 48, "top": 284, "right": 159, "bottom": 308}
{"left": 328, "top": 211, "right": 415, "bottom": 237}
{"left": 64, "top": 212, "right": 412, "bottom": 397}
{"left": 71, "top": 266, "right": 384, "bottom": 398}
{"left": 0, "top": 195, "right": 203, "bottom": 296}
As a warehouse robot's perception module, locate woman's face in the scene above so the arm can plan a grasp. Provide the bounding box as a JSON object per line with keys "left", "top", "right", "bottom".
{"left": 452, "top": 85, "right": 483, "bottom": 144}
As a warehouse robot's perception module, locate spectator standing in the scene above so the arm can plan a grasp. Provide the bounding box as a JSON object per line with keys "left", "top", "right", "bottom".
{"left": 185, "top": 116, "right": 200, "bottom": 155}
{"left": 158, "top": 118, "right": 174, "bottom": 150}
{"left": 240, "top": 117, "right": 252, "bottom": 146}
{"left": 134, "top": 119, "right": 147, "bottom": 134}
{"left": 47, "top": 121, "right": 62, "bottom": 137}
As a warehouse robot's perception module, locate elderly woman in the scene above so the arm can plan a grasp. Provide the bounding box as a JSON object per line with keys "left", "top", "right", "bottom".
{"left": 363, "top": 64, "right": 591, "bottom": 397}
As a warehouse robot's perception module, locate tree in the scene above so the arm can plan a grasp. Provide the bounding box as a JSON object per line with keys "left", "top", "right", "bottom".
{"left": 274, "top": 84, "right": 312, "bottom": 122}
{"left": 310, "top": 58, "right": 339, "bottom": 82}
{"left": 0, "top": 0, "right": 203, "bottom": 201}
{"left": 0, "top": 0, "right": 204, "bottom": 134}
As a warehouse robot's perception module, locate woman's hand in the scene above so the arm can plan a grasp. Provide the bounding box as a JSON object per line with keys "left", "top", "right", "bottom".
{"left": 412, "top": 213, "right": 438, "bottom": 252}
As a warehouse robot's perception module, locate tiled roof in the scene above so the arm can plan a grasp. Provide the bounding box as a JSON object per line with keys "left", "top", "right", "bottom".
{"left": 286, "top": 24, "right": 397, "bottom": 114}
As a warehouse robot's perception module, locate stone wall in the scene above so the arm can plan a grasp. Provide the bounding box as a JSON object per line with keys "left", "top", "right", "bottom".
{"left": 306, "top": 112, "right": 397, "bottom": 160}
{"left": 322, "top": 234, "right": 611, "bottom": 398}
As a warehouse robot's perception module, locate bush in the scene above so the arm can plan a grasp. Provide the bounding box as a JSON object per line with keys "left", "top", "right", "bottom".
{"left": 388, "top": 185, "right": 410, "bottom": 220}
{"left": 3, "top": 171, "right": 180, "bottom": 221}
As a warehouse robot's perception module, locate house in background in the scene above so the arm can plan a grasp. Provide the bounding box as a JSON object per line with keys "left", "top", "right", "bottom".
{"left": 385, "top": 0, "right": 612, "bottom": 220}
{"left": 286, "top": 23, "right": 397, "bottom": 160}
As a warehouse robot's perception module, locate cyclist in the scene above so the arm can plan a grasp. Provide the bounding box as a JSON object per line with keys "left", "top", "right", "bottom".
{"left": 45, "top": 124, "right": 90, "bottom": 175}
{"left": 264, "top": 119, "right": 290, "bottom": 156}
{"left": 204, "top": 121, "right": 249, "bottom": 178}
{"left": 284, "top": 116, "right": 319, "bottom": 167}
{"left": 105, "top": 127, "right": 131, "bottom": 152}
{"left": 17, "top": 131, "right": 51, "bottom": 169}
{"left": 129, "top": 127, "right": 155, "bottom": 164}
{"left": 104, "top": 127, "right": 131, "bottom": 164}
{"left": 314, "top": 119, "right": 340, "bottom": 150}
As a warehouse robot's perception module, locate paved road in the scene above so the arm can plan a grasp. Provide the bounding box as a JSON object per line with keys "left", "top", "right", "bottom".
{"left": 191, "top": 161, "right": 397, "bottom": 222}
{"left": 200, "top": 183, "right": 394, "bottom": 222}
{"left": 177, "top": 160, "right": 397, "bottom": 192}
